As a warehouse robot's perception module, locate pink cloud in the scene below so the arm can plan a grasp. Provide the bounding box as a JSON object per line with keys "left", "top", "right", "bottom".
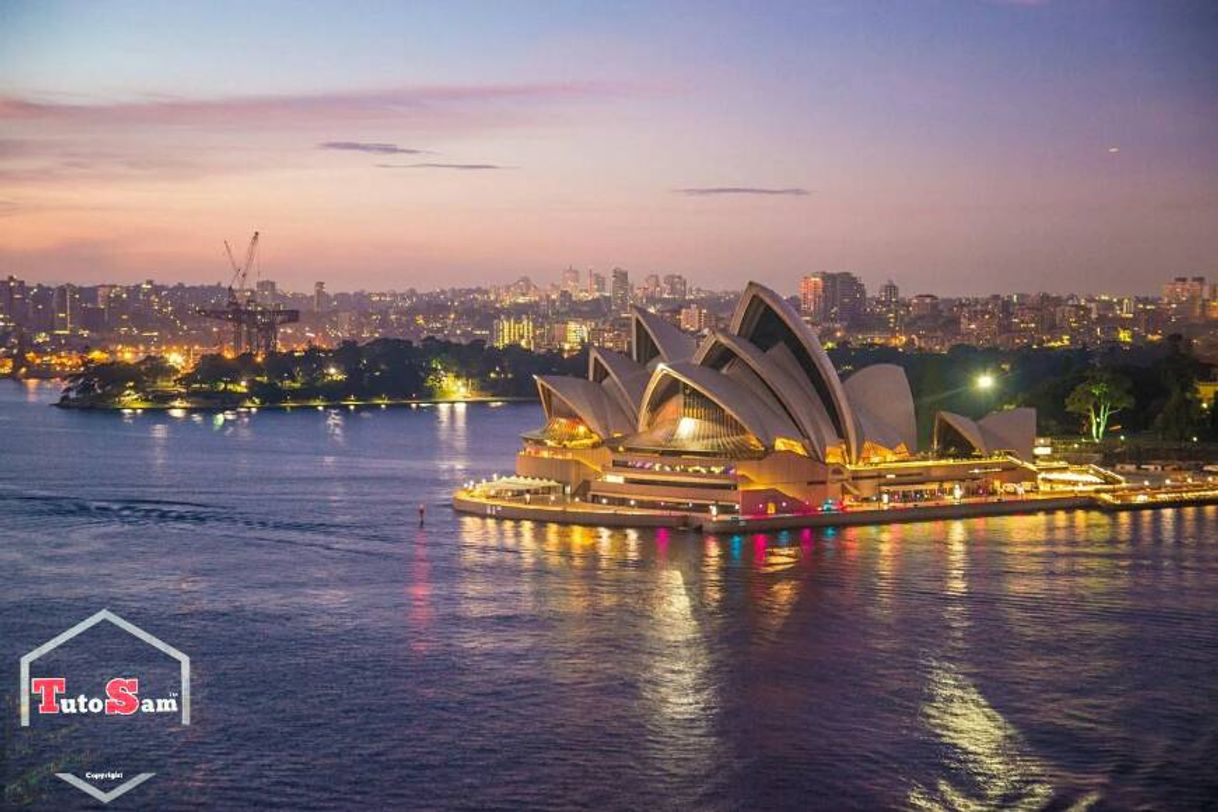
{"left": 0, "top": 82, "right": 629, "bottom": 191}
{"left": 0, "top": 82, "right": 623, "bottom": 127}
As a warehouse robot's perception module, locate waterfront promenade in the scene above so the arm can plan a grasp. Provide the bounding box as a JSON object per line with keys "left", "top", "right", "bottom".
{"left": 453, "top": 483, "right": 1218, "bottom": 532}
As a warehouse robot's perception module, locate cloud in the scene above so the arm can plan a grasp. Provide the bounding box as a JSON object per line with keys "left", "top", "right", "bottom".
{"left": 675, "top": 187, "right": 809, "bottom": 197}
{"left": 0, "top": 149, "right": 221, "bottom": 185}
{"left": 0, "top": 82, "right": 618, "bottom": 127}
{"left": 378, "top": 162, "right": 508, "bottom": 170}
{"left": 319, "top": 141, "right": 426, "bottom": 155}
{"left": 0, "top": 83, "right": 624, "bottom": 194}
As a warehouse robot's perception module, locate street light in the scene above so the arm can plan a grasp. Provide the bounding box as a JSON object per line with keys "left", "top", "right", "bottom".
{"left": 975, "top": 373, "right": 995, "bottom": 391}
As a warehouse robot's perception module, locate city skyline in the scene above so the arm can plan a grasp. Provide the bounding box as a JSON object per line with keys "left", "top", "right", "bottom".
{"left": 6, "top": 262, "right": 1213, "bottom": 381}
{"left": 8, "top": 264, "right": 1213, "bottom": 300}
{"left": 2, "top": 1, "right": 1216, "bottom": 294}
{"left": 4, "top": 265, "right": 1210, "bottom": 300}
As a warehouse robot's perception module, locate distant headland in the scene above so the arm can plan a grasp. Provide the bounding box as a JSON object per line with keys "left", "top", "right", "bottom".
{"left": 54, "top": 338, "right": 581, "bottom": 411}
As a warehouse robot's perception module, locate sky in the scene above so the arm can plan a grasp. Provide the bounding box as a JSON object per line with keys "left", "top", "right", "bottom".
{"left": 1, "top": 0, "right": 1215, "bottom": 295}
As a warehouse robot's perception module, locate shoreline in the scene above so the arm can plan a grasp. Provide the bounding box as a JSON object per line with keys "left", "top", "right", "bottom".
{"left": 453, "top": 488, "right": 1218, "bottom": 532}
{"left": 53, "top": 395, "right": 536, "bottom": 412}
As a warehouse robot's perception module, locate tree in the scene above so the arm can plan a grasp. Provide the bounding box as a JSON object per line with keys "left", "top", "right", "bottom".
{"left": 1155, "top": 387, "right": 1200, "bottom": 443}
{"left": 1066, "top": 369, "right": 1134, "bottom": 441}
{"left": 1153, "top": 333, "right": 1206, "bottom": 443}
{"left": 59, "top": 357, "right": 177, "bottom": 406}
{"left": 182, "top": 354, "right": 242, "bottom": 392}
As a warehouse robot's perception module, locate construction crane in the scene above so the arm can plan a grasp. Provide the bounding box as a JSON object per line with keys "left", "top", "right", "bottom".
{"left": 197, "top": 231, "right": 299, "bottom": 355}
{"left": 224, "top": 230, "right": 261, "bottom": 308}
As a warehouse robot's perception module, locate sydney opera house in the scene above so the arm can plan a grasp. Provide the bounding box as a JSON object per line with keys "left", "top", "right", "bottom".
{"left": 506, "top": 282, "right": 1039, "bottom": 518}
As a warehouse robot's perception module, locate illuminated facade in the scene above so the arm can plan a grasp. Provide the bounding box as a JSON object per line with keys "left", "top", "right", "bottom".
{"left": 504, "top": 282, "right": 1040, "bottom": 517}
{"left": 492, "top": 315, "right": 535, "bottom": 350}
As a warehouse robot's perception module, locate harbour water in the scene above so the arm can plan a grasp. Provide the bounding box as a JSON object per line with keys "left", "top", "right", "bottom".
{"left": 2, "top": 380, "right": 1217, "bottom": 809}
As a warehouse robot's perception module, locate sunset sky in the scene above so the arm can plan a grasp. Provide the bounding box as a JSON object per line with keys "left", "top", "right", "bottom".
{"left": 2, "top": 1, "right": 1215, "bottom": 294}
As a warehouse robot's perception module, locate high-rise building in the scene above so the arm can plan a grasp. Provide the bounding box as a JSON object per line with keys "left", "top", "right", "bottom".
{"left": 589, "top": 322, "right": 629, "bottom": 353}
{"left": 878, "top": 280, "right": 902, "bottom": 333}
{"left": 560, "top": 320, "right": 590, "bottom": 353}
{"left": 26, "top": 285, "right": 54, "bottom": 332}
{"left": 662, "top": 274, "right": 688, "bottom": 300}
{"left": 812, "top": 272, "right": 866, "bottom": 325}
{"left": 587, "top": 269, "right": 606, "bottom": 297}
{"left": 561, "top": 266, "right": 581, "bottom": 294}
{"left": 1163, "top": 276, "right": 1207, "bottom": 321}
{"left": 679, "top": 304, "right": 711, "bottom": 333}
{"left": 643, "top": 274, "right": 661, "bottom": 301}
{"left": 1163, "top": 276, "right": 1206, "bottom": 303}
{"left": 53, "top": 284, "right": 80, "bottom": 333}
{"left": 799, "top": 275, "right": 824, "bottom": 320}
{"left": 313, "top": 282, "right": 327, "bottom": 313}
{"left": 910, "top": 294, "right": 940, "bottom": 319}
{"left": 0, "top": 275, "right": 27, "bottom": 323}
{"left": 92, "top": 285, "right": 117, "bottom": 327}
{"left": 492, "top": 315, "right": 535, "bottom": 350}
{"left": 611, "top": 268, "right": 631, "bottom": 315}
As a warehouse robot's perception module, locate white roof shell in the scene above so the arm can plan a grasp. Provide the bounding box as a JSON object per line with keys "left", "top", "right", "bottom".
{"left": 979, "top": 408, "right": 1037, "bottom": 460}
{"left": 630, "top": 306, "right": 696, "bottom": 367}
{"left": 933, "top": 407, "right": 1036, "bottom": 460}
{"left": 693, "top": 329, "right": 837, "bottom": 460}
{"left": 728, "top": 282, "right": 860, "bottom": 461}
{"left": 535, "top": 375, "right": 634, "bottom": 439}
{"left": 588, "top": 346, "right": 650, "bottom": 421}
{"left": 844, "top": 363, "right": 919, "bottom": 454}
{"left": 638, "top": 362, "right": 802, "bottom": 449}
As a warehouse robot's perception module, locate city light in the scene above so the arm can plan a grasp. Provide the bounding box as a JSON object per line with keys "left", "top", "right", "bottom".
{"left": 975, "top": 373, "right": 995, "bottom": 391}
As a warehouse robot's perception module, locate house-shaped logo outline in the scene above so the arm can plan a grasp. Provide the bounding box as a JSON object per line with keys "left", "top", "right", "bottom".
{"left": 20, "top": 609, "right": 191, "bottom": 726}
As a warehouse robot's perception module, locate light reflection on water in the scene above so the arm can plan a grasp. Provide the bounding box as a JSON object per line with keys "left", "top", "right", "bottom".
{"left": 909, "top": 660, "right": 1061, "bottom": 811}
{"left": 2, "top": 382, "right": 1217, "bottom": 809}
{"left": 448, "top": 485, "right": 1218, "bottom": 808}
{"left": 640, "top": 568, "right": 718, "bottom": 783}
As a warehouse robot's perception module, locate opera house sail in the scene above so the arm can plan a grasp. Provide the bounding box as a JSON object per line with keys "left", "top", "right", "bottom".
{"left": 510, "top": 281, "right": 1039, "bottom": 518}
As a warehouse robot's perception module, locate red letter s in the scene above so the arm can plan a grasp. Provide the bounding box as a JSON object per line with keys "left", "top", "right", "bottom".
{"left": 105, "top": 678, "right": 140, "bottom": 715}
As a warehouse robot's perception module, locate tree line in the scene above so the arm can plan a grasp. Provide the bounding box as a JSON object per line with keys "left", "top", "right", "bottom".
{"left": 828, "top": 334, "right": 1214, "bottom": 445}
{"left": 59, "top": 338, "right": 585, "bottom": 408}
{"left": 60, "top": 335, "right": 1216, "bottom": 446}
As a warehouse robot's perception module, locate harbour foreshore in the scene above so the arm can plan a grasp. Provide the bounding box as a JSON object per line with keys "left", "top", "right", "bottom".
{"left": 453, "top": 487, "right": 1218, "bottom": 532}
{"left": 56, "top": 395, "right": 532, "bottom": 411}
